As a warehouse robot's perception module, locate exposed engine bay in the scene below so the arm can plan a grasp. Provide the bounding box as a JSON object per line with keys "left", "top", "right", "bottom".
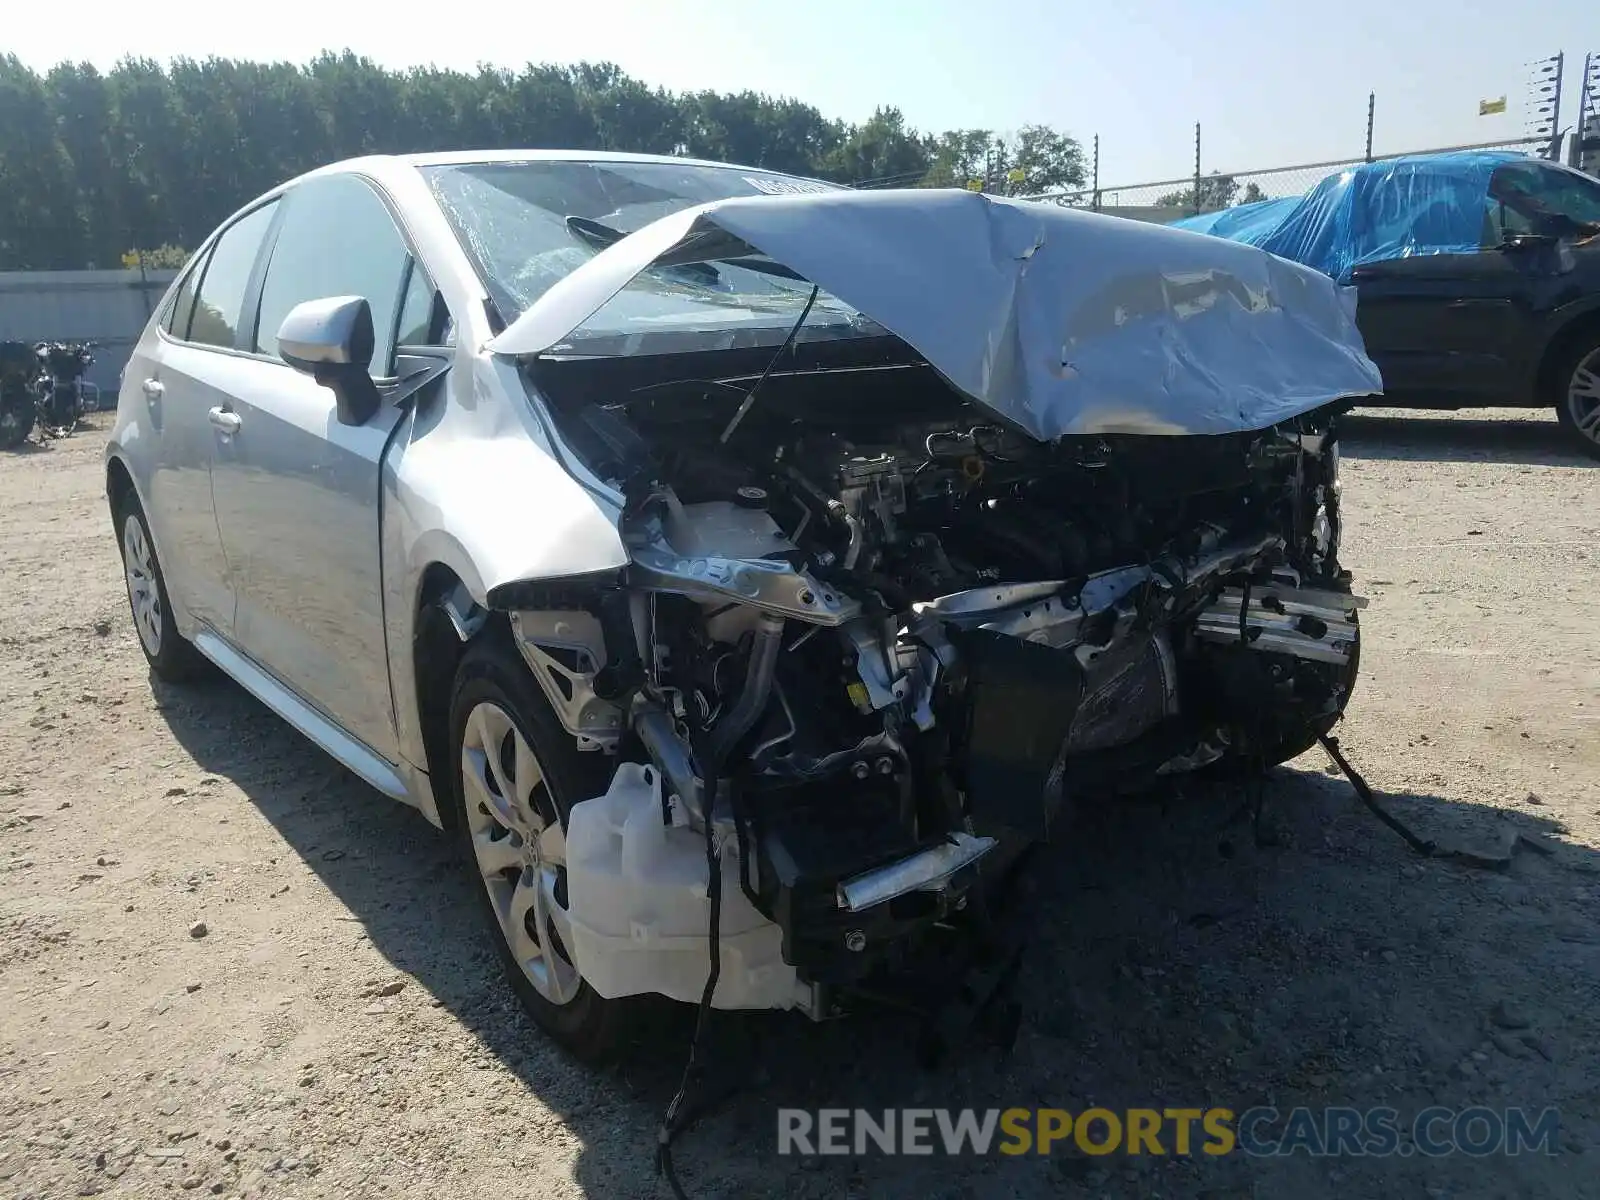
{"left": 510, "top": 351, "right": 1363, "bottom": 1016}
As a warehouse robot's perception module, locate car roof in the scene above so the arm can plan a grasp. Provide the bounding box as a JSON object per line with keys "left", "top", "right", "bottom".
{"left": 397, "top": 148, "right": 774, "bottom": 171}
{"left": 292, "top": 148, "right": 792, "bottom": 187}
{"left": 254, "top": 149, "right": 828, "bottom": 214}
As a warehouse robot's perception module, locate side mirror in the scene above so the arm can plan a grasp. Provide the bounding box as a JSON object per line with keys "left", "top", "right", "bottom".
{"left": 278, "top": 296, "right": 382, "bottom": 426}
{"left": 1499, "top": 232, "right": 1558, "bottom": 253}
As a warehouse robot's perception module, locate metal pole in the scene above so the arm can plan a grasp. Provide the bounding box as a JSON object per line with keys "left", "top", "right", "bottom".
{"left": 1365, "top": 92, "right": 1375, "bottom": 161}
{"left": 136, "top": 249, "right": 151, "bottom": 322}
{"left": 1091, "top": 134, "right": 1100, "bottom": 211}
{"left": 1550, "top": 52, "right": 1565, "bottom": 160}
{"left": 1581, "top": 53, "right": 1598, "bottom": 171}
{"left": 1192, "top": 122, "right": 1202, "bottom": 216}
{"left": 1572, "top": 54, "right": 1587, "bottom": 168}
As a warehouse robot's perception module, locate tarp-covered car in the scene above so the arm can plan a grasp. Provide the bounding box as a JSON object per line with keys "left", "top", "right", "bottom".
{"left": 1172, "top": 152, "right": 1600, "bottom": 458}
{"left": 107, "top": 152, "right": 1380, "bottom": 1062}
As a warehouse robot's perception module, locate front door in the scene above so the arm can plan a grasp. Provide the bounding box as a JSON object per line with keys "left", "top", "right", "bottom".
{"left": 1352, "top": 247, "right": 1539, "bottom": 405}
{"left": 208, "top": 173, "right": 438, "bottom": 763}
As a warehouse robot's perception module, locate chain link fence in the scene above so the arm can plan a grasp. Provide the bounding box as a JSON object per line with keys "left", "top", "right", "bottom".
{"left": 1021, "top": 134, "right": 1559, "bottom": 222}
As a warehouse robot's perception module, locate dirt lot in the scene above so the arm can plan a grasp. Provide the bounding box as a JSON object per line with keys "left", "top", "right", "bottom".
{"left": 1, "top": 408, "right": 1597, "bottom": 1200}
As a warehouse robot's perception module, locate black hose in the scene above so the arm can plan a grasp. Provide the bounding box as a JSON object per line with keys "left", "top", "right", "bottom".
{"left": 655, "top": 614, "right": 785, "bottom": 1196}
{"left": 656, "top": 764, "right": 723, "bottom": 1200}
{"left": 707, "top": 615, "right": 785, "bottom": 764}
{"left": 781, "top": 465, "right": 862, "bottom": 570}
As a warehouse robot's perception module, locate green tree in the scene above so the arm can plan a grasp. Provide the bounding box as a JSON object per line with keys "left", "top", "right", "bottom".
{"left": 0, "top": 55, "right": 85, "bottom": 268}
{"left": 571, "top": 62, "right": 682, "bottom": 155}
{"left": 45, "top": 63, "right": 121, "bottom": 267}
{"left": 921, "top": 129, "right": 994, "bottom": 189}
{"left": 0, "top": 54, "right": 1087, "bottom": 268}
{"left": 1156, "top": 172, "right": 1267, "bottom": 213}
{"left": 994, "top": 124, "right": 1085, "bottom": 195}
{"left": 916, "top": 126, "right": 1085, "bottom": 194}
{"left": 824, "top": 106, "right": 931, "bottom": 186}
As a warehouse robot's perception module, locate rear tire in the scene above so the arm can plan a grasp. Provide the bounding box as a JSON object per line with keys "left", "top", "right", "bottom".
{"left": 447, "top": 628, "right": 638, "bottom": 1063}
{"left": 1553, "top": 336, "right": 1600, "bottom": 461}
{"left": 114, "top": 494, "right": 210, "bottom": 683}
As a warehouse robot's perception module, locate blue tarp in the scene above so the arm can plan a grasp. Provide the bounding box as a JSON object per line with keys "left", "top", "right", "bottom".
{"left": 1169, "top": 151, "right": 1528, "bottom": 282}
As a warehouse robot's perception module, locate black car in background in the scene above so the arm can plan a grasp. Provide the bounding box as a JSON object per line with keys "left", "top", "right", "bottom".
{"left": 1173, "top": 152, "right": 1600, "bottom": 458}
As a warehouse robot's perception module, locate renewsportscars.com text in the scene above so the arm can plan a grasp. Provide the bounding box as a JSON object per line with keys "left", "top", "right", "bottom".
{"left": 777, "top": 1106, "right": 1561, "bottom": 1158}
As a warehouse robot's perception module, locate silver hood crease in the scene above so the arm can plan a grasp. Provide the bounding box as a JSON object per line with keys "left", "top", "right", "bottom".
{"left": 486, "top": 188, "right": 1384, "bottom": 442}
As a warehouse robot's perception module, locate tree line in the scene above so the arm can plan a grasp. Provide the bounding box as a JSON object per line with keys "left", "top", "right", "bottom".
{"left": 1156, "top": 171, "right": 1268, "bottom": 214}
{"left": 0, "top": 53, "right": 1088, "bottom": 271}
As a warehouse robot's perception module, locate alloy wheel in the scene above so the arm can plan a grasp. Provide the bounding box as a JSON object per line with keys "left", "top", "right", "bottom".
{"left": 122, "top": 514, "right": 163, "bottom": 657}
{"left": 460, "top": 701, "right": 582, "bottom": 1007}
{"left": 1567, "top": 347, "right": 1600, "bottom": 448}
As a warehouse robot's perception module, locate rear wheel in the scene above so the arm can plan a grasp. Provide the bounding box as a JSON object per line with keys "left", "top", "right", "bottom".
{"left": 1554, "top": 338, "right": 1600, "bottom": 461}
{"left": 114, "top": 495, "right": 209, "bottom": 682}
{"left": 447, "top": 631, "right": 637, "bottom": 1062}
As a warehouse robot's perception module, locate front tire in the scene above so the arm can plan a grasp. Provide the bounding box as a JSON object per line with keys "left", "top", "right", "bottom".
{"left": 447, "top": 630, "right": 636, "bottom": 1062}
{"left": 1554, "top": 337, "right": 1600, "bottom": 461}
{"left": 114, "top": 495, "right": 209, "bottom": 682}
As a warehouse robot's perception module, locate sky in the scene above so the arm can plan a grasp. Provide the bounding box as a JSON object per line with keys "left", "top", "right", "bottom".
{"left": 5, "top": 0, "right": 1595, "bottom": 186}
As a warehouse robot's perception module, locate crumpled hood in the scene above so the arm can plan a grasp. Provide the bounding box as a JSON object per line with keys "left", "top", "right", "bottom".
{"left": 487, "top": 187, "right": 1383, "bottom": 441}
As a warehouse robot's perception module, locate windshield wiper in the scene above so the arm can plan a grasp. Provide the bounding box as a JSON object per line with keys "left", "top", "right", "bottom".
{"left": 563, "top": 214, "right": 811, "bottom": 282}
{"left": 566, "top": 214, "right": 720, "bottom": 286}
{"left": 564, "top": 214, "right": 630, "bottom": 252}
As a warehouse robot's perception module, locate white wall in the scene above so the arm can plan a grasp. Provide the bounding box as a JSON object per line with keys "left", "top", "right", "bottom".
{"left": 0, "top": 269, "right": 179, "bottom": 393}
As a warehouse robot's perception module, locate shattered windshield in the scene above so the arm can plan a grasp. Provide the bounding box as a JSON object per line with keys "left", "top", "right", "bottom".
{"left": 422, "top": 159, "right": 880, "bottom": 353}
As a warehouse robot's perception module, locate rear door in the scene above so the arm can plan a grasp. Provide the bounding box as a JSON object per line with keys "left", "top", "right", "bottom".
{"left": 207, "top": 172, "right": 440, "bottom": 763}
{"left": 1351, "top": 246, "right": 1540, "bottom": 405}
{"left": 138, "top": 200, "right": 280, "bottom": 634}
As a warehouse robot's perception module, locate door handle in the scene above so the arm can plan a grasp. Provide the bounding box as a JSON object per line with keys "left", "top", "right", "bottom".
{"left": 141, "top": 378, "right": 164, "bottom": 400}
{"left": 208, "top": 407, "right": 242, "bottom": 434}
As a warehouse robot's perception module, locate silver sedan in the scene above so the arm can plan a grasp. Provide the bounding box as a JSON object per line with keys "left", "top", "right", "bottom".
{"left": 107, "top": 150, "right": 1379, "bottom": 1061}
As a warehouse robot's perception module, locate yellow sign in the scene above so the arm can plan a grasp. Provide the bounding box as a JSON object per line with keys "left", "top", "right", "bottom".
{"left": 121, "top": 251, "right": 140, "bottom": 268}
{"left": 1479, "top": 96, "right": 1507, "bottom": 116}
{"left": 965, "top": 178, "right": 984, "bottom": 192}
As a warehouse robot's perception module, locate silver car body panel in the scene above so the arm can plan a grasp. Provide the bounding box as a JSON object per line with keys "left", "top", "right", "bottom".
{"left": 487, "top": 187, "right": 1384, "bottom": 440}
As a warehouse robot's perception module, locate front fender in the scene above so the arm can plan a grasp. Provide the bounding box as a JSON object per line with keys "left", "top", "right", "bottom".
{"left": 394, "top": 354, "right": 627, "bottom": 604}
{"left": 1528, "top": 290, "right": 1600, "bottom": 397}
{"left": 382, "top": 351, "right": 628, "bottom": 773}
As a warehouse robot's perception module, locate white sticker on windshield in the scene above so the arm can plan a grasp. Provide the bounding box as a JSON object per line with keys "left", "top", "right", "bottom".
{"left": 743, "top": 175, "right": 837, "bottom": 196}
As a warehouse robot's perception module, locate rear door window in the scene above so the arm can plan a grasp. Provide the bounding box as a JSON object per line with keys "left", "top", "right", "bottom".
{"left": 161, "top": 250, "right": 210, "bottom": 340}
{"left": 187, "top": 202, "right": 278, "bottom": 350}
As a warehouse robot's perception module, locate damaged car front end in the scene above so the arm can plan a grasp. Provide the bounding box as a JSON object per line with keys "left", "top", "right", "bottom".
{"left": 438, "top": 170, "right": 1382, "bottom": 1038}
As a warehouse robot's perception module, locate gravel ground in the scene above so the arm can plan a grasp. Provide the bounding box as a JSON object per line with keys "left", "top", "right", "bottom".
{"left": 1, "top": 407, "right": 1596, "bottom": 1200}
